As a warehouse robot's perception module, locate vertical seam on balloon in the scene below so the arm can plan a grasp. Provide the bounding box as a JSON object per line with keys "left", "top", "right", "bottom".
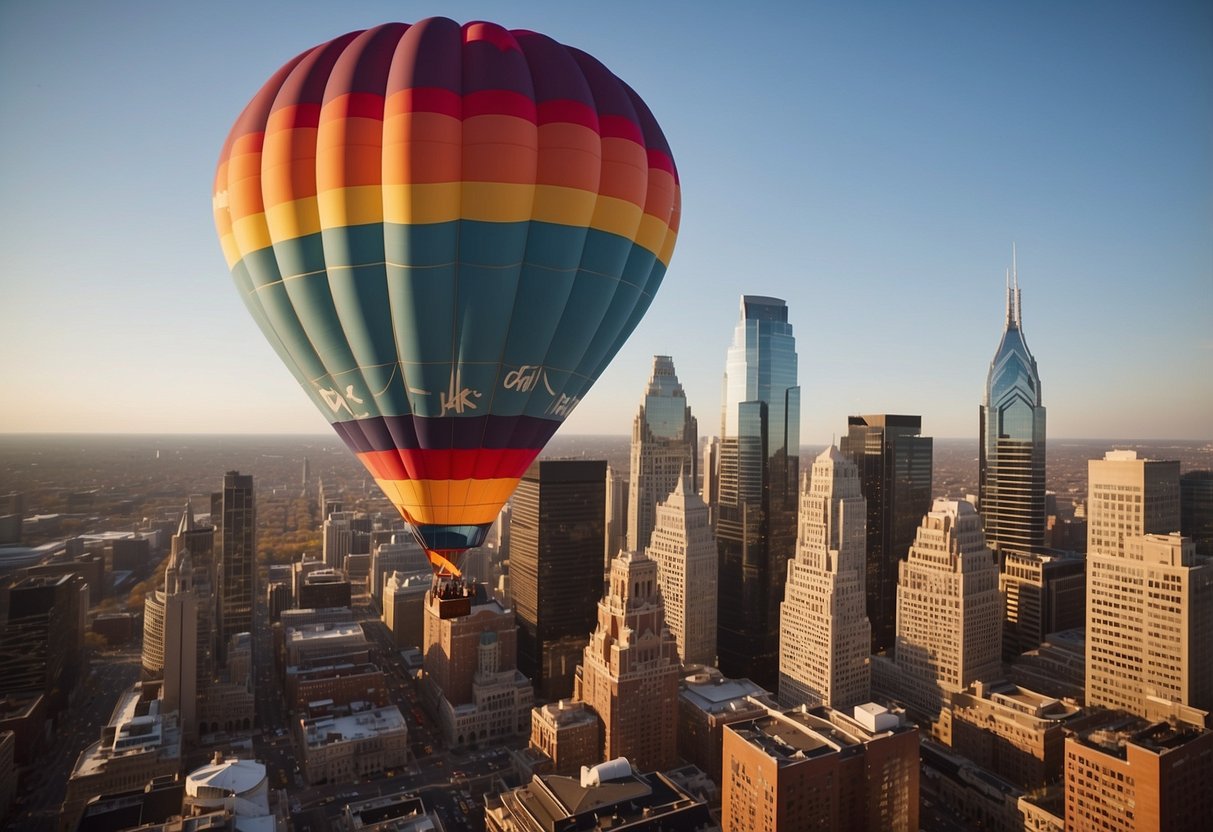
{"left": 477, "top": 32, "right": 548, "bottom": 478}
{"left": 562, "top": 57, "right": 648, "bottom": 415}
{"left": 506, "top": 42, "right": 606, "bottom": 450}
{"left": 237, "top": 57, "right": 333, "bottom": 423}
{"left": 375, "top": 25, "right": 415, "bottom": 506}
{"left": 312, "top": 34, "right": 383, "bottom": 482}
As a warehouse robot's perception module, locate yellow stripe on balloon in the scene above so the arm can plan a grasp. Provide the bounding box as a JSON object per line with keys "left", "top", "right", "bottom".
{"left": 373, "top": 476, "right": 521, "bottom": 525}
{"left": 318, "top": 185, "right": 384, "bottom": 228}
{"left": 222, "top": 182, "right": 678, "bottom": 269}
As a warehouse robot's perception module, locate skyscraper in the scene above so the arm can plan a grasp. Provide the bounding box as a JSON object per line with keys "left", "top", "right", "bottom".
{"left": 646, "top": 469, "right": 717, "bottom": 666}
{"left": 172, "top": 501, "right": 216, "bottom": 684}
{"left": 510, "top": 460, "right": 606, "bottom": 701}
{"left": 1085, "top": 451, "right": 1211, "bottom": 717}
{"left": 716, "top": 295, "right": 800, "bottom": 690}
{"left": 778, "top": 447, "right": 871, "bottom": 710}
{"left": 143, "top": 545, "right": 199, "bottom": 741}
{"left": 213, "top": 471, "right": 254, "bottom": 663}
{"left": 575, "top": 549, "right": 680, "bottom": 772}
{"left": 839, "top": 414, "right": 933, "bottom": 653}
{"left": 626, "top": 355, "right": 698, "bottom": 555}
{"left": 881, "top": 499, "right": 1002, "bottom": 719}
{"left": 979, "top": 256, "right": 1046, "bottom": 555}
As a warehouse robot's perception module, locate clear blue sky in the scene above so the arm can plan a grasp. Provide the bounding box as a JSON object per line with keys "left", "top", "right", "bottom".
{"left": 2, "top": 1, "right": 1209, "bottom": 441}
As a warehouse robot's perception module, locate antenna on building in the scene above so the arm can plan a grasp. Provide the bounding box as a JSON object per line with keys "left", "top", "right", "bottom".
{"left": 1012, "top": 243, "right": 1022, "bottom": 327}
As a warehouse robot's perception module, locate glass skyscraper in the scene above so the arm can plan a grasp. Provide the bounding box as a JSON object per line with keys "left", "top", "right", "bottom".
{"left": 715, "top": 295, "right": 800, "bottom": 689}
{"left": 213, "top": 470, "right": 255, "bottom": 663}
{"left": 980, "top": 263, "right": 1046, "bottom": 555}
{"left": 840, "top": 414, "right": 932, "bottom": 654}
{"left": 627, "top": 355, "right": 698, "bottom": 554}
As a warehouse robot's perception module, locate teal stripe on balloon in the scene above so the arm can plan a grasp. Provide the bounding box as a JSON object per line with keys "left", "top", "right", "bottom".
{"left": 230, "top": 220, "right": 666, "bottom": 425}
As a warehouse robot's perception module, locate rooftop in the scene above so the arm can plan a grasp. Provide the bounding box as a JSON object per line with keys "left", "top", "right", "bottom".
{"left": 302, "top": 706, "right": 406, "bottom": 747}
{"left": 1073, "top": 713, "right": 1209, "bottom": 759}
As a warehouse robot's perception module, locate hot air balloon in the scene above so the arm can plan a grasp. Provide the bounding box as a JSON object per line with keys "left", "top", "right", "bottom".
{"left": 213, "top": 18, "right": 679, "bottom": 614}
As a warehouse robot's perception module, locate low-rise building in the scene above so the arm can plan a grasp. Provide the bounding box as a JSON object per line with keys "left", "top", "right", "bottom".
{"left": 298, "top": 706, "right": 407, "bottom": 785}
{"left": 921, "top": 740, "right": 1024, "bottom": 832}
{"left": 60, "top": 683, "right": 183, "bottom": 832}
{"left": 1065, "top": 712, "right": 1213, "bottom": 832}
{"left": 285, "top": 622, "right": 369, "bottom": 668}
{"left": 942, "top": 679, "right": 1084, "bottom": 789}
{"left": 284, "top": 662, "right": 389, "bottom": 713}
{"left": 529, "top": 700, "right": 600, "bottom": 776}
{"left": 721, "top": 704, "right": 918, "bottom": 832}
{"left": 1018, "top": 785, "right": 1064, "bottom": 832}
{"left": 343, "top": 792, "right": 440, "bottom": 832}
{"left": 677, "top": 666, "right": 776, "bottom": 787}
{"left": 184, "top": 754, "right": 278, "bottom": 830}
{"left": 1008, "top": 628, "right": 1086, "bottom": 703}
{"left": 485, "top": 759, "right": 717, "bottom": 832}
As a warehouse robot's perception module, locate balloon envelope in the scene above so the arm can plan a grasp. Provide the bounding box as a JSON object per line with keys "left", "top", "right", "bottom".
{"left": 213, "top": 18, "right": 680, "bottom": 576}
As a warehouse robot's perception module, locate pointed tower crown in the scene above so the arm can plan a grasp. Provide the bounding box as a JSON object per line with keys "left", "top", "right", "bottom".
{"left": 177, "top": 499, "right": 196, "bottom": 536}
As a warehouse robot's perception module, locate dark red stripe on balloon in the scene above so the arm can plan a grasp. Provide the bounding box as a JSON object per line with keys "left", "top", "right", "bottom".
{"left": 331, "top": 414, "right": 562, "bottom": 453}
{"left": 599, "top": 115, "right": 645, "bottom": 144}
{"left": 358, "top": 448, "right": 539, "bottom": 480}
{"left": 321, "top": 91, "right": 385, "bottom": 121}
{"left": 537, "top": 99, "right": 598, "bottom": 130}
{"left": 647, "top": 149, "right": 677, "bottom": 179}
{"left": 463, "top": 89, "right": 536, "bottom": 121}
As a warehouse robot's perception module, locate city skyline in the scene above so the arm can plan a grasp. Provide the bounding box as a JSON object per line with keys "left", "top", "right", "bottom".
{"left": 2, "top": 1, "right": 1210, "bottom": 443}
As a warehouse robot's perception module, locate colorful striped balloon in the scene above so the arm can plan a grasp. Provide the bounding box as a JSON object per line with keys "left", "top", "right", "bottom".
{"left": 213, "top": 18, "right": 679, "bottom": 577}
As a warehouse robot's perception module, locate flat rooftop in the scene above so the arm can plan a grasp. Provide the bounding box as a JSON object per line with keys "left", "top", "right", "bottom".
{"left": 1074, "top": 714, "right": 1209, "bottom": 759}
{"left": 302, "top": 706, "right": 406, "bottom": 747}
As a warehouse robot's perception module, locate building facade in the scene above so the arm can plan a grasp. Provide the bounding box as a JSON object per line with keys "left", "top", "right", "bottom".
{"left": 999, "top": 550, "right": 1085, "bottom": 660}
{"left": 881, "top": 499, "right": 1002, "bottom": 718}
{"left": 422, "top": 588, "right": 532, "bottom": 747}
{"left": 575, "top": 550, "right": 680, "bottom": 772}
{"left": 779, "top": 447, "right": 871, "bottom": 711}
{"left": 979, "top": 261, "right": 1046, "bottom": 555}
{"left": 715, "top": 295, "right": 800, "bottom": 690}
{"left": 721, "top": 704, "right": 919, "bottom": 832}
{"left": 839, "top": 414, "right": 932, "bottom": 653}
{"left": 1083, "top": 451, "right": 1212, "bottom": 716}
{"left": 677, "top": 666, "right": 775, "bottom": 787}
{"left": 646, "top": 470, "right": 717, "bottom": 666}
{"left": 298, "top": 707, "right": 408, "bottom": 785}
{"left": 213, "top": 472, "right": 254, "bottom": 663}
{"left": 627, "top": 355, "right": 698, "bottom": 555}
{"left": 529, "top": 700, "right": 601, "bottom": 776}
{"left": 1064, "top": 713, "right": 1213, "bottom": 832}
{"left": 142, "top": 546, "right": 199, "bottom": 741}
{"left": 510, "top": 460, "right": 606, "bottom": 701}
{"left": 0, "top": 573, "right": 86, "bottom": 713}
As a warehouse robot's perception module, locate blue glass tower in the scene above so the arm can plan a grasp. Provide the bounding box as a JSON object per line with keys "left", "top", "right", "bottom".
{"left": 627, "top": 356, "right": 698, "bottom": 555}
{"left": 980, "top": 256, "right": 1046, "bottom": 554}
{"left": 716, "top": 296, "right": 800, "bottom": 689}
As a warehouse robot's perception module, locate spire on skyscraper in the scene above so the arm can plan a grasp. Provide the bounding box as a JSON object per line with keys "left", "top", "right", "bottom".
{"left": 177, "top": 498, "right": 196, "bottom": 536}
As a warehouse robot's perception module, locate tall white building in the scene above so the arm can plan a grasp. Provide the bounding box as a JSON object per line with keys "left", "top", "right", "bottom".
{"left": 884, "top": 499, "right": 1002, "bottom": 718}
{"left": 142, "top": 544, "right": 198, "bottom": 741}
{"left": 1085, "top": 451, "right": 1211, "bottom": 717}
{"left": 778, "top": 446, "right": 871, "bottom": 710}
{"left": 646, "top": 469, "right": 717, "bottom": 666}
{"left": 626, "top": 356, "right": 698, "bottom": 554}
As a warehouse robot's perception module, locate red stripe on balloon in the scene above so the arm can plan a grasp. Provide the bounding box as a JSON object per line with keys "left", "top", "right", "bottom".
{"left": 357, "top": 448, "right": 540, "bottom": 481}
